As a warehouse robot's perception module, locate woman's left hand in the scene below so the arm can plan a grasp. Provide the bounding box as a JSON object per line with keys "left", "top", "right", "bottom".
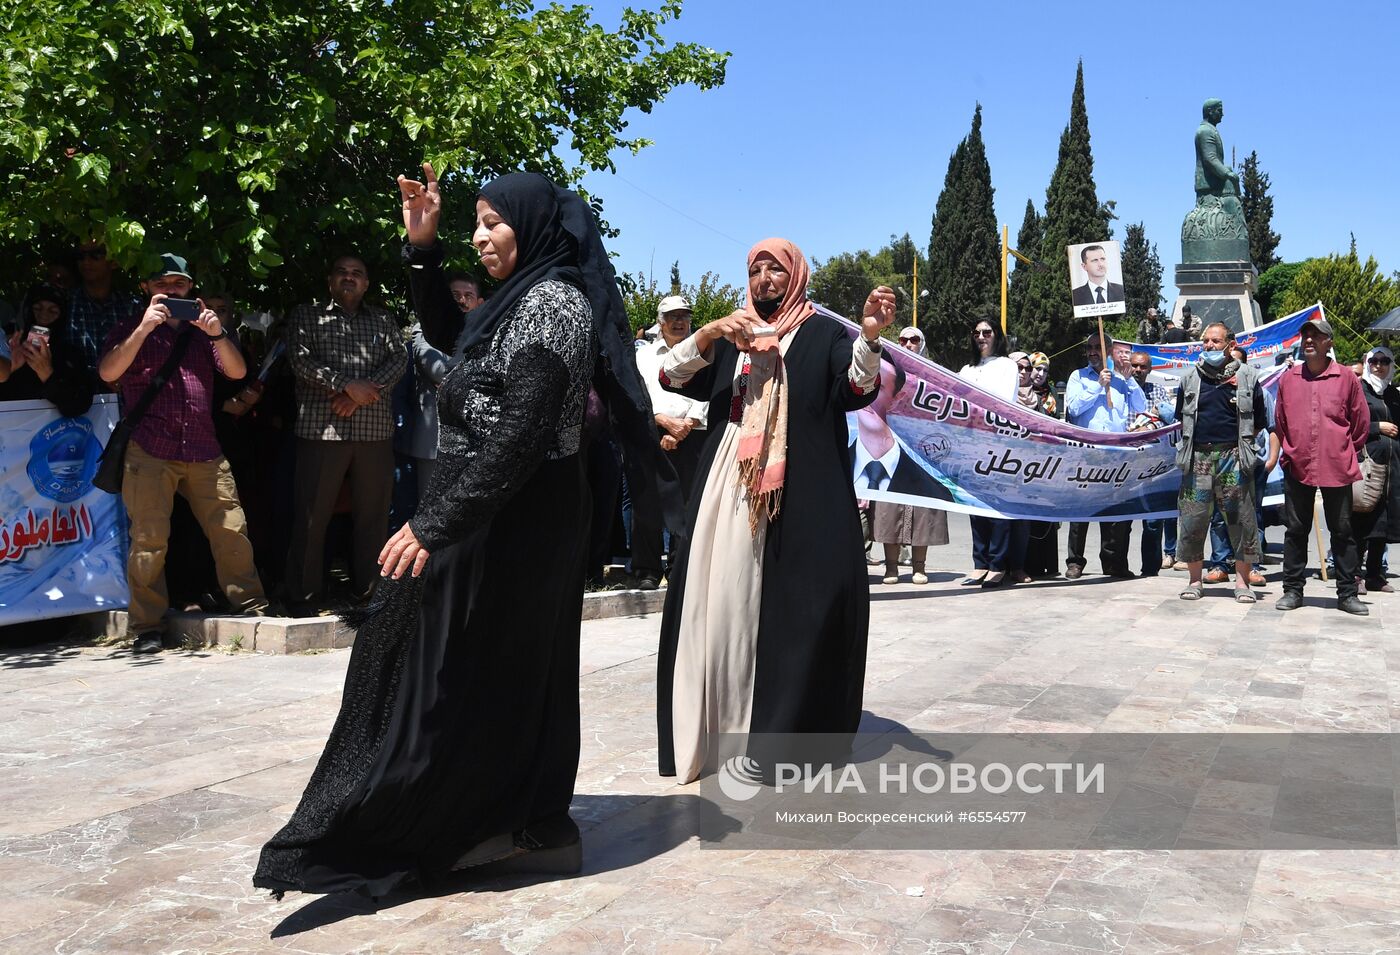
{"left": 379, "top": 523, "right": 431, "bottom": 579}
{"left": 25, "top": 341, "right": 53, "bottom": 380}
{"left": 861, "top": 286, "right": 896, "bottom": 341}
{"left": 1379, "top": 421, "right": 1398, "bottom": 439}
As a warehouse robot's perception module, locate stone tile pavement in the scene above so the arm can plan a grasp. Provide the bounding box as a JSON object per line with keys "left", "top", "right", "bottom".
{"left": 3, "top": 523, "right": 1399, "bottom": 953}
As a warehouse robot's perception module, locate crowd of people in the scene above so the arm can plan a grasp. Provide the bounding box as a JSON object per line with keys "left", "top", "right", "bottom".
{"left": 837, "top": 307, "right": 1393, "bottom": 617}
{"left": 5, "top": 172, "right": 1392, "bottom": 900}
{"left": 4, "top": 236, "right": 1393, "bottom": 641}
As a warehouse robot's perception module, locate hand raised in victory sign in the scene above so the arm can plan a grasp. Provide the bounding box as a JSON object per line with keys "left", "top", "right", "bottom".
{"left": 397, "top": 161, "right": 442, "bottom": 247}
{"left": 861, "top": 286, "right": 897, "bottom": 342}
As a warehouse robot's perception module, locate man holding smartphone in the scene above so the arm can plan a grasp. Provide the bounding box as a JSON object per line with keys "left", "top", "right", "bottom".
{"left": 99, "top": 253, "right": 269, "bottom": 654}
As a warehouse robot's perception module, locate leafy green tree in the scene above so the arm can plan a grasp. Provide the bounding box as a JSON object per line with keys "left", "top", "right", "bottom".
{"left": 1256, "top": 260, "right": 1310, "bottom": 320}
{"left": 620, "top": 266, "right": 741, "bottom": 335}
{"left": 810, "top": 234, "right": 929, "bottom": 345}
{"left": 1006, "top": 199, "right": 1043, "bottom": 349}
{"left": 0, "top": 0, "right": 727, "bottom": 311}
{"left": 1240, "top": 151, "right": 1281, "bottom": 271}
{"left": 925, "top": 104, "right": 999, "bottom": 360}
{"left": 1021, "top": 61, "right": 1114, "bottom": 377}
{"left": 1279, "top": 249, "right": 1400, "bottom": 363}
{"left": 1120, "top": 221, "right": 1163, "bottom": 322}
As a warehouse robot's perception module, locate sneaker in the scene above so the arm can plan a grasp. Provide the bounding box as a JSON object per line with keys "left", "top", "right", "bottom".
{"left": 1275, "top": 592, "right": 1302, "bottom": 611}
{"left": 131, "top": 633, "right": 164, "bottom": 655}
{"left": 1160, "top": 555, "right": 1174, "bottom": 570}
{"left": 1203, "top": 568, "right": 1229, "bottom": 584}
{"left": 882, "top": 571, "right": 900, "bottom": 585}
{"left": 911, "top": 571, "right": 929, "bottom": 585}
{"left": 1338, "top": 596, "right": 1369, "bottom": 616}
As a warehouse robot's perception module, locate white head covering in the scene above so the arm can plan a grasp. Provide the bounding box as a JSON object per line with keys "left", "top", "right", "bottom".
{"left": 898, "top": 326, "right": 927, "bottom": 357}
{"left": 1363, "top": 346, "right": 1394, "bottom": 393}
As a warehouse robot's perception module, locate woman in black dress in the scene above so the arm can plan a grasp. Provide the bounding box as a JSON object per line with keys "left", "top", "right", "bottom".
{"left": 654, "top": 238, "right": 894, "bottom": 782}
{"left": 1, "top": 285, "right": 96, "bottom": 417}
{"left": 254, "top": 166, "right": 659, "bottom": 897}
{"left": 1354, "top": 346, "right": 1400, "bottom": 593}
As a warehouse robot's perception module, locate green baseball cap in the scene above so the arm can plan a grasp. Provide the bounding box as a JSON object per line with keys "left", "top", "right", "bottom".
{"left": 148, "top": 253, "right": 193, "bottom": 281}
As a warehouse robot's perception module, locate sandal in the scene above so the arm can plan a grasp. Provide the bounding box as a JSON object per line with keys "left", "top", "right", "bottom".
{"left": 1234, "top": 588, "right": 1257, "bottom": 604}
{"left": 1179, "top": 582, "right": 1204, "bottom": 601}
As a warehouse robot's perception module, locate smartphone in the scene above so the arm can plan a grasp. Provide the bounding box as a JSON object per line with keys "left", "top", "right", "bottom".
{"left": 164, "top": 298, "right": 201, "bottom": 321}
{"left": 26, "top": 326, "right": 50, "bottom": 349}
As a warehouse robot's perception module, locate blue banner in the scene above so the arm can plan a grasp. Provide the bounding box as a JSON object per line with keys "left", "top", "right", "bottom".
{"left": 0, "top": 396, "right": 128, "bottom": 623}
{"left": 1131, "top": 303, "right": 1318, "bottom": 377}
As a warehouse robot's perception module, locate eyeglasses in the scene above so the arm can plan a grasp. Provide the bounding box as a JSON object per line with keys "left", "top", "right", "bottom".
{"left": 1370, "top": 357, "right": 1392, "bottom": 366}
{"left": 972, "top": 329, "right": 994, "bottom": 337}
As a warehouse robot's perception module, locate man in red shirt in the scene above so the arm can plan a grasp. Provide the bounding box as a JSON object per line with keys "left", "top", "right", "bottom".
{"left": 99, "top": 254, "right": 268, "bottom": 653}
{"left": 1272, "top": 316, "right": 1371, "bottom": 614}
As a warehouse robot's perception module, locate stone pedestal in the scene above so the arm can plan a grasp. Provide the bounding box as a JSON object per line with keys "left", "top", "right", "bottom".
{"left": 1171, "top": 260, "right": 1261, "bottom": 335}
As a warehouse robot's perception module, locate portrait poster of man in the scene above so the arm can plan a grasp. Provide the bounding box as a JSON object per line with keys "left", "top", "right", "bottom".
{"left": 1067, "top": 241, "right": 1126, "bottom": 319}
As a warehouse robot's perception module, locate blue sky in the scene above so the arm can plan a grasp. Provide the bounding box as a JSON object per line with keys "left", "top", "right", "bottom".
{"left": 580, "top": 0, "right": 1399, "bottom": 297}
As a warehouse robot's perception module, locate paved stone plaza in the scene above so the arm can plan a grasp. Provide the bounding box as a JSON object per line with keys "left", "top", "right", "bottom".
{"left": 3, "top": 525, "right": 1399, "bottom": 954}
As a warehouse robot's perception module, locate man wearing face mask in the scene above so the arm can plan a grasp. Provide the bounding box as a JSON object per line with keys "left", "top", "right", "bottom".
{"left": 1172, "top": 322, "right": 1272, "bottom": 603}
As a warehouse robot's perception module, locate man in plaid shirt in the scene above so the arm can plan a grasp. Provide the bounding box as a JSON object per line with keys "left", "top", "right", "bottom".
{"left": 68, "top": 241, "right": 140, "bottom": 371}
{"left": 99, "top": 254, "right": 269, "bottom": 655}
{"left": 283, "top": 254, "right": 407, "bottom": 611}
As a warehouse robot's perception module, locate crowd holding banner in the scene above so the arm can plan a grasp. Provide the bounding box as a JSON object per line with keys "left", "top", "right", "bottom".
{"left": 840, "top": 304, "right": 1326, "bottom": 522}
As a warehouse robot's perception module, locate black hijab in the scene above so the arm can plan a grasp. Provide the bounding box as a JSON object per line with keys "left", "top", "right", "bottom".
{"left": 465, "top": 173, "right": 681, "bottom": 533}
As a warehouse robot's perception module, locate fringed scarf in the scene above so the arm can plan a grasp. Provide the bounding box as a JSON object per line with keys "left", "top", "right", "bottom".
{"left": 735, "top": 238, "right": 815, "bottom": 535}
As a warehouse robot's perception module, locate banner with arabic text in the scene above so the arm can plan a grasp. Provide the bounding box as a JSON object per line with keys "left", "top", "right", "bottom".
{"left": 0, "top": 396, "right": 128, "bottom": 624}
{"left": 1132, "top": 303, "right": 1317, "bottom": 378}
{"left": 830, "top": 306, "right": 1285, "bottom": 522}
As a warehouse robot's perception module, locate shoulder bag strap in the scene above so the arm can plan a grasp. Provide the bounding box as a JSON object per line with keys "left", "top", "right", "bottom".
{"left": 119, "top": 326, "right": 197, "bottom": 429}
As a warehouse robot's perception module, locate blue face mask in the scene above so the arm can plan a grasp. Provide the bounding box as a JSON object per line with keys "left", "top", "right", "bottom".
{"left": 1201, "top": 349, "right": 1227, "bottom": 368}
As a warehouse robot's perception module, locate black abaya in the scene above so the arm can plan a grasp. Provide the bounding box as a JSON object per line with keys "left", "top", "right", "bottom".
{"left": 655, "top": 314, "right": 879, "bottom": 777}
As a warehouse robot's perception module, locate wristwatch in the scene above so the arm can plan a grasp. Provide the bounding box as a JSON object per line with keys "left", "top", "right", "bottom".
{"left": 208, "top": 329, "right": 229, "bottom": 340}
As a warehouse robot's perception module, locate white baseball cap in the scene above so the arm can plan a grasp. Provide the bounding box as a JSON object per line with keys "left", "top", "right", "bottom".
{"left": 657, "top": 295, "right": 692, "bottom": 319}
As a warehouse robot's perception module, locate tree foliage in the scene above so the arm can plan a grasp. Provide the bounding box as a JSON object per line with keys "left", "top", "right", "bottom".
{"left": 1020, "top": 61, "right": 1114, "bottom": 379}
{"left": 1006, "top": 199, "right": 1042, "bottom": 345}
{"left": 1256, "top": 260, "right": 1309, "bottom": 320}
{"left": 925, "top": 104, "right": 999, "bottom": 359}
{"left": 1278, "top": 249, "right": 1400, "bottom": 363}
{"left": 1240, "top": 151, "right": 1281, "bottom": 272}
{"left": 620, "top": 265, "right": 742, "bottom": 335}
{"left": 0, "top": 0, "right": 727, "bottom": 310}
{"left": 809, "top": 234, "right": 929, "bottom": 345}
{"left": 1120, "top": 221, "right": 1163, "bottom": 321}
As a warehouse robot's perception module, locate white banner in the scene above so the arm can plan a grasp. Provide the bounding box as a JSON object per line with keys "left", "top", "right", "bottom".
{"left": 0, "top": 396, "right": 128, "bottom": 624}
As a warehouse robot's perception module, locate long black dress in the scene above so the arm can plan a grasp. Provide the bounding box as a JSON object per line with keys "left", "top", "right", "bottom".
{"left": 655, "top": 314, "right": 880, "bottom": 779}
{"left": 253, "top": 271, "right": 595, "bottom": 897}
{"left": 1354, "top": 378, "right": 1400, "bottom": 581}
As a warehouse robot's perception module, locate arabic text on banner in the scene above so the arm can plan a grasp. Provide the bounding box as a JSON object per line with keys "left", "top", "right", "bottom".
{"left": 829, "top": 306, "right": 1287, "bottom": 522}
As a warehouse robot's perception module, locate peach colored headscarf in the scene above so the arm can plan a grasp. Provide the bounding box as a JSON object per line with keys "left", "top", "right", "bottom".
{"left": 735, "top": 238, "right": 815, "bottom": 534}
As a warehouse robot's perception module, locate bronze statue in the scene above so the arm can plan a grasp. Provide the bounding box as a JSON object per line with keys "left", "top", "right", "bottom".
{"left": 1181, "top": 98, "right": 1249, "bottom": 262}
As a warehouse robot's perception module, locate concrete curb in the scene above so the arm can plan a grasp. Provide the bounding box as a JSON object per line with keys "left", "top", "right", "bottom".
{"left": 87, "top": 586, "right": 667, "bottom": 654}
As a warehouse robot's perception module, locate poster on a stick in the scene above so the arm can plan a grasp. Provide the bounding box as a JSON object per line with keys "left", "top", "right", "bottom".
{"left": 1067, "top": 241, "right": 1126, "bottom": 319}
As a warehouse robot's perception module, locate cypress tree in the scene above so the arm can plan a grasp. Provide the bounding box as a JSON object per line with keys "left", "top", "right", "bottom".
{"left": 1007, "top": 199, "right": 1043, "bottom": 347}
{"left": 1240, "top": 151, "right": 1282, "bottom": 271}
{"left": 1120, "top": 222, "right": 1163, "bottom": 323}
{"left": 1021, "top": 61, "right": 1113, "bottom": 374}
{"left": 926, "top": 104, "right": 1000, "bottom": 362}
